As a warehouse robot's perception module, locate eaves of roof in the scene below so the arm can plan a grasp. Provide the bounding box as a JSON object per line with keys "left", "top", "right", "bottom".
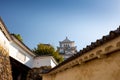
{"left": 11, "top": 35, "right": 36, "bottom": 57}
{"left": 0, "top": 17, "right": 12, "bottom": 41}
{"left": 46, "top": 26, "right": 120, "bottom": 73}
{"left": 0, "top": 17, "right": 36, "bottom": 57}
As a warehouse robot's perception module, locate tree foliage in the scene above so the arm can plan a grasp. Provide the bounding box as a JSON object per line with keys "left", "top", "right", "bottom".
{"left": 12, "top": 33, "right": 23, "bottom": 42}
{"left": 33, "top": 43, "right": 63, "bottom": 63}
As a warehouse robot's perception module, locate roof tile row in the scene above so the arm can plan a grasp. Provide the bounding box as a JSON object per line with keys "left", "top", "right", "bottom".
{"left": 47, "top": 26, "right": 120, "bottom": 73}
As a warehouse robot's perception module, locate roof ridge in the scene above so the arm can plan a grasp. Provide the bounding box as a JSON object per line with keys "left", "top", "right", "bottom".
{"left": 46, "top": 26, "right": 120, "bottom": 73}
{"left": 62, "top": 37, "right": 72, "bottom": 42}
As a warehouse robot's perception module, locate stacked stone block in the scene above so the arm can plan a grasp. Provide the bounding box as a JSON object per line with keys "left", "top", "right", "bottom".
{"left": 0, "top": 45, "right": 12, "bottom": 80}
{"left": 27, "top": 66, "right": 51, "bottom": 80}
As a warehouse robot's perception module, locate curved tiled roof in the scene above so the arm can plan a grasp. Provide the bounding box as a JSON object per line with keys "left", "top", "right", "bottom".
{"left": 0, "top": 17, "right": 36, "bottom": 57}
{"left": 46, "top": 26, "right": 120, "bottom": 73}
{"left": 0, "top": 17, "right": 12, "bottom": 41}
{"left": 61, "top": 37, "right": 73, "bottom": 42}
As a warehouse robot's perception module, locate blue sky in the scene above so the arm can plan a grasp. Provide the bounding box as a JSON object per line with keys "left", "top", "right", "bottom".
{"left": 0, "top": 0, "right": 120, "bottom": 51}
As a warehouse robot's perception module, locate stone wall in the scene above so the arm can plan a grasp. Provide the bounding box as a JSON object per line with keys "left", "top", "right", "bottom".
{"left": 0, "top": 45, "right": 12, "bottom": 80}
{"left": 27, "top": 66, "right": 51, "bottom": 80}
{"left": 27, "top": 68, "right": 42, "bottom": 80}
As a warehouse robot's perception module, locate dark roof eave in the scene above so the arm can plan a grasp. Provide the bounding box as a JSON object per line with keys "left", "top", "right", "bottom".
{"left": 11, "top": 34, "right": 36, "bottom": 57}
{"left": 46, "top": 26, "right": 120, "bottom": 73}
{"left": 0, "top": 17, "right": 12, "bottom": 41}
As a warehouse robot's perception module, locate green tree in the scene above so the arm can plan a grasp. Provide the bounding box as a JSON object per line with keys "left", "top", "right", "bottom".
{"left": 33, "top": 43, "right": 63, "bottom": 63}
{"left": 12, "top": 33, "right": 23, "bottom": 42}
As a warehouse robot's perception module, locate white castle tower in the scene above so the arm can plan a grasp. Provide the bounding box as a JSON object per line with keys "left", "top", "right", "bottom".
{"left": 57, "top": 37, "right": 77, "bottom": 60}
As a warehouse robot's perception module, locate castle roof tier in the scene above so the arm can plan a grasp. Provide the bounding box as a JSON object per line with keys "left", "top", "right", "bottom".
{"left": 57, "top": 37, "right": 77, "bottom": 60}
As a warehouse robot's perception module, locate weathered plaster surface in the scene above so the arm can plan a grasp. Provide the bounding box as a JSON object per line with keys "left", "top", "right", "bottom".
{"left": 43, "top": 36, "right": 120, "bottom": 80}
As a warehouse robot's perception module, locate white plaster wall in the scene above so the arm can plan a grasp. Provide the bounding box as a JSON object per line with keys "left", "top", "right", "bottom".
{"left": 63, "top": 55, "right": 70, "bottom": 60}
{"left": 0, "top": 29, "right": 34, "bottom": 68}
{"left": 0, "top": 27, "right": 57, "bottom": 69}
{"left": 33, "top": 57, "right": 51, "bottom": 68}
{"left": 71, "top": 43, "right": 74, "bottom": 47}
{"left": 51, "top": 59, "right": 56, "bottom": 68}
{"left": 9, "top": 42, "right": 34, "bottom": 68}
{"left": 0, "top": 30, "right": 10, "bottom": 51}
{"left": 33, "top": 57, "right": 57, "bottom": 68}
